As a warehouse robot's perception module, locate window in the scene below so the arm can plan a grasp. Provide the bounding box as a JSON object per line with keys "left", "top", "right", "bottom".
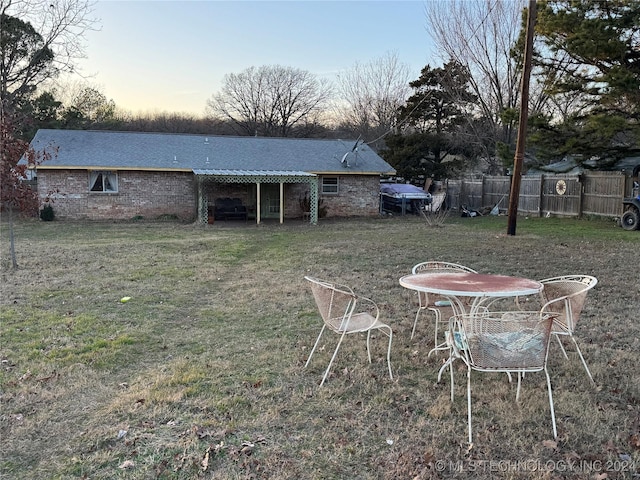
{"left": 321, "top": 176, "right": 338, "bottom": 194}
{"left": 89, "top": 171, "right": 118, "bottom": 193}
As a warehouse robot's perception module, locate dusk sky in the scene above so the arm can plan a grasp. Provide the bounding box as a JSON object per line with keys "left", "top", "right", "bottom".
{"left": 72, "top": 0, "right": 437, "bottom": 116}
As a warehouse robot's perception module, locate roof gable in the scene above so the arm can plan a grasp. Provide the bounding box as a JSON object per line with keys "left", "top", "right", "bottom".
{"left": 30, "top": 129, "right": 395, "bottom": 175}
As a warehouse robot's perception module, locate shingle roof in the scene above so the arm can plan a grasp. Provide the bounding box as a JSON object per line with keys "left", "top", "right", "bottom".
{"left": 30, "top": 129, "right": 395, "bottom": 175}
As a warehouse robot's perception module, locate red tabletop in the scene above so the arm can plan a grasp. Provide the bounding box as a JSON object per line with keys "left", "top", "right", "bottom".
{"left": 399, "top": 272, "right": 543, "bottom": 298}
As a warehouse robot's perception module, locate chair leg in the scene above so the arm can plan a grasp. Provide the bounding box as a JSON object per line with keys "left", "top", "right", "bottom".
{"left": 305, "top": 325, "right": 326, "bottom": 368}
{"left": 571, "top": 336, "right": 595, "bottom": 385}
{"left": 436, "top": 343, "right": 456, "bottom": 401}
{"left": 555, "top": 334, "right": 569, "bottom": 359}
{"left": 427, "top": 309, "right": 447, "bottom": 357}
{"left": 432, "top": 308, "right": 441, "bottom": 348}
{"left": 467, "top": 366, "right": 473, "bottom": 444}
{"left": 411, "top": 307, "right": 423, "bottom": 339}
{"left": 437, "top": 355, "right": 452, "bottom": 383}
{"left": 384, "top": 326, "right": 394, "bottom": 380}
{"left": 450, "top": 358, "right": 455, "bottom": 402}
{"left": 438, "top": 355, "right": 455, "bottom": 403}
{"left": 320, "top": 331, "right": 347, "bottom": 387}
{"left": 544, "top": 367, "right": 558, "bottom": 439}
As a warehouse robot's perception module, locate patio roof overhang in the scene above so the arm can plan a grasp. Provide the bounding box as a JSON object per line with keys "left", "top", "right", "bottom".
{"left": 193, "top": 169, "right": 319, "bottom": 224}
{"left": 193, "top": 169, "right": 316, "bottom": 183}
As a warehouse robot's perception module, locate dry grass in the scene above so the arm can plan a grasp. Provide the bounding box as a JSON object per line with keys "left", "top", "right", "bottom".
{"left": 1, "top": 215, "right": 639, "bottom": 479}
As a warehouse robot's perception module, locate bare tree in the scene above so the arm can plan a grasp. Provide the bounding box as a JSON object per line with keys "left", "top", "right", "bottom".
{"left": 334, "top": 51, "right": 412, "bottom": 150}
{"left": 425, "top": 0, "right": 528, "bottom": 165}
{"left": 1, "top": 0, "right": 99, "bottom": 108}
{"left": 206, "top": 65, "right": 333, "bottom": 137}
{"left": 66, "top": 85, "right": 115, "bottom": 123}
{"left": 1, "top": 0, "right": 98, "bottom": 72}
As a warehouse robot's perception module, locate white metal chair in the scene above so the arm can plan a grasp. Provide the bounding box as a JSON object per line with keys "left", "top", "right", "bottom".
{"left": 539, "top": 275, "right": 598, "bottom": 384}
{"left": 447, "top": 310, "right": 558, "bottom": 444}
{"left": 304, "top": 276, "right": 393, "bottom": 387}
{"left": 410, "top": 262, "right": 477, "bottom": 350}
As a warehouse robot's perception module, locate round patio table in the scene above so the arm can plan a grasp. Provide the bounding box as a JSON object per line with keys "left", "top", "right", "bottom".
{"left": 399, "top": 271, "right": 543, "bottom": 316}
{"left": 400, "top": 271, "right": 544, "bottom": 393}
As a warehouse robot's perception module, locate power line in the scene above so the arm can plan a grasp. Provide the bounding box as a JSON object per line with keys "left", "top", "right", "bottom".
{"left": 365, "top": 0, "right": 507, "bottom": 148}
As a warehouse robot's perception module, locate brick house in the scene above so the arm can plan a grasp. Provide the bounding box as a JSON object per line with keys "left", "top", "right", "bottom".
{"left": 28, "top": 129, "right": 396, "bottom": 223}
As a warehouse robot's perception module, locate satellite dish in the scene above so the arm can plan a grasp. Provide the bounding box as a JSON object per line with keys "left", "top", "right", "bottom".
{"left": 350, "top": 136, "right": 363, "bottom": 165}
{"left": 351, "top": 135, "right": 362, "bottom": 152}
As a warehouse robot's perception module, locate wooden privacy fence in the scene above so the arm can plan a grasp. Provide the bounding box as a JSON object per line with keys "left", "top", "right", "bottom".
{"left": 446, "top": 172, "right": 633, "bottom": 218}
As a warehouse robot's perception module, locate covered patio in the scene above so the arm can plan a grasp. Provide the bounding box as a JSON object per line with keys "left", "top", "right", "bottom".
{"left": 194, "top": 169, "right": 319, "bottom": 225}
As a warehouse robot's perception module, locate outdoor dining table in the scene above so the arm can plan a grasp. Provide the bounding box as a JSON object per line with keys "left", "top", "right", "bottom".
{"left": 399, "top": 271, "right": 544, "bottom": 317}
{"left": 399, "top": 271, "right": 545, "bottom": 393}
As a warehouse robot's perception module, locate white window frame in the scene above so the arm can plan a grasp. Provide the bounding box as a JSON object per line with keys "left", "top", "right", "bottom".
{"left": 321, "top": 176, "right": 339, "bottom": 195}
{"left": 89, "top": 170, "right": 118, "bottom": 193}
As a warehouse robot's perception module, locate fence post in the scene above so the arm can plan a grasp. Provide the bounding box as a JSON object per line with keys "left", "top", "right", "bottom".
{"left": 577, "top": 174, "right": 584, "bottom": 219}
{"left": 482, "top": 175, "right": 486, "bottom": 208}
{"left": 460, "top": 178, "right": 466, "bottom": 207}
{"left": 538, "top": 174, "right": 544, "bottom": 217}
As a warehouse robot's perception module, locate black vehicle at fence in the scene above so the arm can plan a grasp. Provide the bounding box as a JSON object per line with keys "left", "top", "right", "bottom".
{"left": 621, "top": 194, "right": 640, "bottom": 230}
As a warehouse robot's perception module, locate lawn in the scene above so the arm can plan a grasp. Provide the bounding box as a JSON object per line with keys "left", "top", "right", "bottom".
{"left": 1, "top": 215, "right": 639, "bottom": 479}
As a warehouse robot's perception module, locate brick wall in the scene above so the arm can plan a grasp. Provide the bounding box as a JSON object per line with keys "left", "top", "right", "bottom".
{"left": 37, "top": 170, "right": 381, "bottom": 221}
{"left": 282, "top": 176, "right": 381, "bottom": 218}
{"left": 38, "top": 170, "right": 197, "bottom": 221}
{"left": 320, "top": 175, "right": 380, "bottom": 217}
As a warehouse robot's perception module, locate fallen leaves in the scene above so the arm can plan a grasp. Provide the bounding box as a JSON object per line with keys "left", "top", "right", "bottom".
{"left": 201, "top": 445, "right": 212, "bottom": 471}
{"left": 118, "top": 460, "right": 135, "bottom": 469}
{"left": 200, "top": 435, "right": 267, "bottom": 471}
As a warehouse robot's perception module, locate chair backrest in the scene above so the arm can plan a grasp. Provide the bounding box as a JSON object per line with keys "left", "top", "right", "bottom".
{"left": 456, "top": 311, "right": 555, "bottom": 371}
{"left": 411, "top": 262, "right": 478, "bottom": 307}
{"left": 412, "top": 261, "right": 477, "bottom": 275}
{"left": 539, "top": 275, "right": 597, "bottom": 333}
{"left": 305, "top": 276, "right": 356, "bottom": 332}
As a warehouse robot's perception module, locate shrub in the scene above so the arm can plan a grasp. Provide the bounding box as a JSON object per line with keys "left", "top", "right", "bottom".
{"left": 156, "top": 213, "right": 179, "bottom": 221}
{"left": 39, "top": 204, "right": 55, "bottom": 221}
{"left": 299, "top": 193, "right": 328, "bottom": 218}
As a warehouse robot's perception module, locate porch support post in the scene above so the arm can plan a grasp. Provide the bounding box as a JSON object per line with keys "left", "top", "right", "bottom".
{"left": 256, "top": 182, "right": 261, "bottom": 224}
{"left": 309, "top": 177, "right": 319, "bottom": 224}
{"left": 280, "top": 182, "right": 284, "bottom": 224}
{"left": 197, "top": 178, "right": 207, "bottom": 224}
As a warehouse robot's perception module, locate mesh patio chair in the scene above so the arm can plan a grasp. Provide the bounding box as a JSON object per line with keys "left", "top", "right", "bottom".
{"left": 539, "top": 275, "right": 598, "bottom": 384}
{"left": 304, "top": 276, "right": 393, "bottom": 387}
{"left": 447, "top": 310, "right": 558, "bottom": 444}
{"left": 410, "top": 262, "right": 478, "bottom": 350}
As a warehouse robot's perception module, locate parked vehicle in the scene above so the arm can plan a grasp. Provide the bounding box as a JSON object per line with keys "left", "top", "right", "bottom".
{"left": 621, "top": 195, "right": 640, "bottom": 230}
{"left": 380, "top": 183, "right": 432, "bottom": 215}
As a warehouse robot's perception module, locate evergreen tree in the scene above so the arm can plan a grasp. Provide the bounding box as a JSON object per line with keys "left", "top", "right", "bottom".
{"left": 0, "top": 13, "right": 56, "bottom": 114}
{"left": 381, "top": 60, "right": 478, "bottom": 183}
{"left": 531, "top": 0, "right": 640, "bottom": 166}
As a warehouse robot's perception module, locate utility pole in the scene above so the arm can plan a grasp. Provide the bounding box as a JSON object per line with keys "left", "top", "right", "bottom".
{"left": 507, "top": 0, "right": 537, "bottom": 236}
